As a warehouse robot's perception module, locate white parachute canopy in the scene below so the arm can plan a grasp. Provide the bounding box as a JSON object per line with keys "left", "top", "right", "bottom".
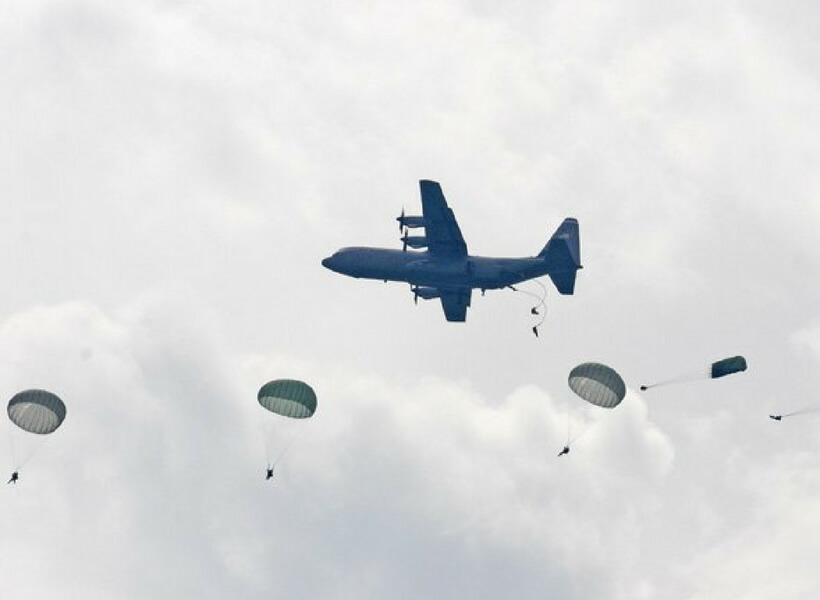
{"left": 7, "top": 389, "right": 67, "bottom": 435}
{"left": 568, "top": 362, "right": 626, "bottom": 409}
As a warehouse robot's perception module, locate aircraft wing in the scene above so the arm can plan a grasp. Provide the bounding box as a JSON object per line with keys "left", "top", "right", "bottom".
{"left": 440, "top": 288, "right": 471, "bottom": 322}
{"left": 419, "top": 180, "right": 468, "bottom": 257}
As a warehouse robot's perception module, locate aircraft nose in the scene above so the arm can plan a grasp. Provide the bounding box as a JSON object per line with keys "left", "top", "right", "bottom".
{"left": 321, "top": 255, "right": 336, "bottom": 270}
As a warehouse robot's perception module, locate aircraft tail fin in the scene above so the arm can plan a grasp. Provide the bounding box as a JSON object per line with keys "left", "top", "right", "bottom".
{"left": 539, "top": 218, "right": 581, "bottom": 295}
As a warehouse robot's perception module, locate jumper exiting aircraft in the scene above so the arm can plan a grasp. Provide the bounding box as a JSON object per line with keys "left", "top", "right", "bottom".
{"left": 322, "top": 180, "right": 582, "bottom": 322}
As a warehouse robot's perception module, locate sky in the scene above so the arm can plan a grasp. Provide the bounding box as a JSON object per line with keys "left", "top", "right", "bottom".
{"left": 1, "top": 1, "right": 819, "bottom": 598}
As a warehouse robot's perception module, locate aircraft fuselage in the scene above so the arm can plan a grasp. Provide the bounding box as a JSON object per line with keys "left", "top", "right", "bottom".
{"left": 321, "top": 247, "right": 549, "bottom": 290}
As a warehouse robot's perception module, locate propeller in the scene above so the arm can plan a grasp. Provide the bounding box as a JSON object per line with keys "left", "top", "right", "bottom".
{"left": 397, "top": 207, "right": 405, "bottom": 232}
{"left": 412, "top": 286, "right": 419, "bottom": 304}
{"left": 402, "top": 228, "right": 408, "bottom": 252}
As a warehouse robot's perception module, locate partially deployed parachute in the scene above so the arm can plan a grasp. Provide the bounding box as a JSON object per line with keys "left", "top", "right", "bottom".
{"left": 258, "top": 379, "right": 317, "bottom": 419}
{"left": 641, "top": 355, "right": 748, "bottom": 391}
{"left": 710, "top": 356, "right": 747, "bottom": 379}
{"left": 568, "top": 362, "right": 626, "bottom": 408}
{"left": 8, "top": 389, "right": 67, "bottom": 434}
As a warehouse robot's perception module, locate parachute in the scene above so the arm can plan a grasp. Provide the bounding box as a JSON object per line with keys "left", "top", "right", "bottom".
{"left": 640, "top": 355, "right": 748, "bottom": 391}
{"left": 560, "top": 362, "right": 626, "bottom": 455}
{"left": 6, "top": 389, "right": 67, "bottom": 473}
{"left": 257, "top": 379, "right": 316, "bottom": 475}
{"left": 258, "top": 379, "right": 317, "bottom": 418}
{"left": 8, "top": 389, "right": 66, "bottom": 435}
{"left": 568, "top": 362, "right": 626, "bottom": 408}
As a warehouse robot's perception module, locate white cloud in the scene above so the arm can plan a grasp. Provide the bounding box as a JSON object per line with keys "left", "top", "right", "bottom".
{"left": 0, "top": 299, "right": 673, "bottom": 598}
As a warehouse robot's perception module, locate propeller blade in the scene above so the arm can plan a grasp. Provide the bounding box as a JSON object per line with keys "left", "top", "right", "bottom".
{"left": 397, "top": 207, "right": 405, "bottom": 232}
{"left": 402, "top": 228, "right": 408, "bottom": 252}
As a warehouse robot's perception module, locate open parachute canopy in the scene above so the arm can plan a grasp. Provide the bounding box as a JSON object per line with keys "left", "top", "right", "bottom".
{"left": 7, "top": 389, "right": 67, "bottom": 435}
{"left": 258, "top": 379, "right": 317, "bottom": 419}
{"left": 568, "top": 362, "right": 626, "bottom": 409}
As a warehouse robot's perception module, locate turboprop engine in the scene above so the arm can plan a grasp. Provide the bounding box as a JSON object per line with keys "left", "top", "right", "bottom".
{"left": 397, "top": 208, "right": 425, "bottom": 231}
{"left": 401, "top": 231, "right": 428, "bottom": 251}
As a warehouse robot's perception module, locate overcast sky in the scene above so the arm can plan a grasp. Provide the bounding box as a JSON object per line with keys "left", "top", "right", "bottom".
{"left": 1, "top": 1, "right": 820, "bottom": 598}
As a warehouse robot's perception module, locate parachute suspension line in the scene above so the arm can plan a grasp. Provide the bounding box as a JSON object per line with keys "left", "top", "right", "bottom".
{"left": 8, "top": 427, "right": 18, "bottom": 471}
{"left": 640, "top": 370, "right": 708, "bottom": 391}
{"left": 271, "top": 426, "right": 311, "bottom": 468}
{"left": 16, "top": 436, "right": 48, "bottom": 470}
{"left": 258, "top": 418, "right": 272, "bottom": 468}
{"left": 565, "top": 394, "right": 571, "bottom": 446}
{"left": 567, "top": 407, "right": 618, "bottom": 447}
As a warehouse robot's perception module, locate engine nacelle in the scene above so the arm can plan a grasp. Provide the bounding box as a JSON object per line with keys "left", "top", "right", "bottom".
{"left": 413, "top": 286, "right": 441, "bottom": 300}
{"left": 397, "top": 214, "right": 425, "bottom": 229}
{"left": 401, "top": 234, "right": 428, "bottom": 249}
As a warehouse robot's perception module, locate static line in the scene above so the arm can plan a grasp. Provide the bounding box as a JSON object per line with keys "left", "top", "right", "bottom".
{"left": 640, "top": 370, "right": 708, "bottom": 391}
{"left": 782, "top": 404, "right": 820, "bottom": 418}
{"left": 509, "top": 278, "right": 548, "bottom": 332}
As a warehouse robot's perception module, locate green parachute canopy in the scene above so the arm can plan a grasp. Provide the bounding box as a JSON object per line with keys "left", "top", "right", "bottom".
{"left": 7, "top": 389, "right": 67, "bottom": 435}
{"left": 258, "top": 379, "right": 317, "bottom": 419}
{"left": 568, "top": 362, "right": 626, "bottom": 409}
{"left": 711, "top": 356, "right": 747, "bottom": 379}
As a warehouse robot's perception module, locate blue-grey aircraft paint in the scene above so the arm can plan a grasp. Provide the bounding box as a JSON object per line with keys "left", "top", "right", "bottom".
{"left": 322, "top": 180, "right": 581, "bottom": 322}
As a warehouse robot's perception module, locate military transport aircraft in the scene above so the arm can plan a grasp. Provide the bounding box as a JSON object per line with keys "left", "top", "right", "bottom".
{"left": 322, "top": 180, "right": 581, "bottom": 322}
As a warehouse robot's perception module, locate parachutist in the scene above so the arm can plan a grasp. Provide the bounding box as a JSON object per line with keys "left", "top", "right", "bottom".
{"left": 7, "top": 471, "right": 18, "bottom": 484}
{"left": 769, "top": 414, "right": 782, "bottom": 421}
{"left": 640, "top": 386, "right": 648, "bottom": 391}
{"left": 531, "top": 307, "right": 539, "bottom": 315}
{"left": 558, "top": 446, "right": 570, "bottom": 457}
{"left": 532, "top": 326, "right": 539, "bottom": 337}
{"left": 266, "top": 467, "right": 274, "bottom": 480}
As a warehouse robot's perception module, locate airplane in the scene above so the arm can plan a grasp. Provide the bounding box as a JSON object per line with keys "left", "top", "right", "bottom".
{"left": 321, "top": 180, "right": 581, "bottom": 322}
